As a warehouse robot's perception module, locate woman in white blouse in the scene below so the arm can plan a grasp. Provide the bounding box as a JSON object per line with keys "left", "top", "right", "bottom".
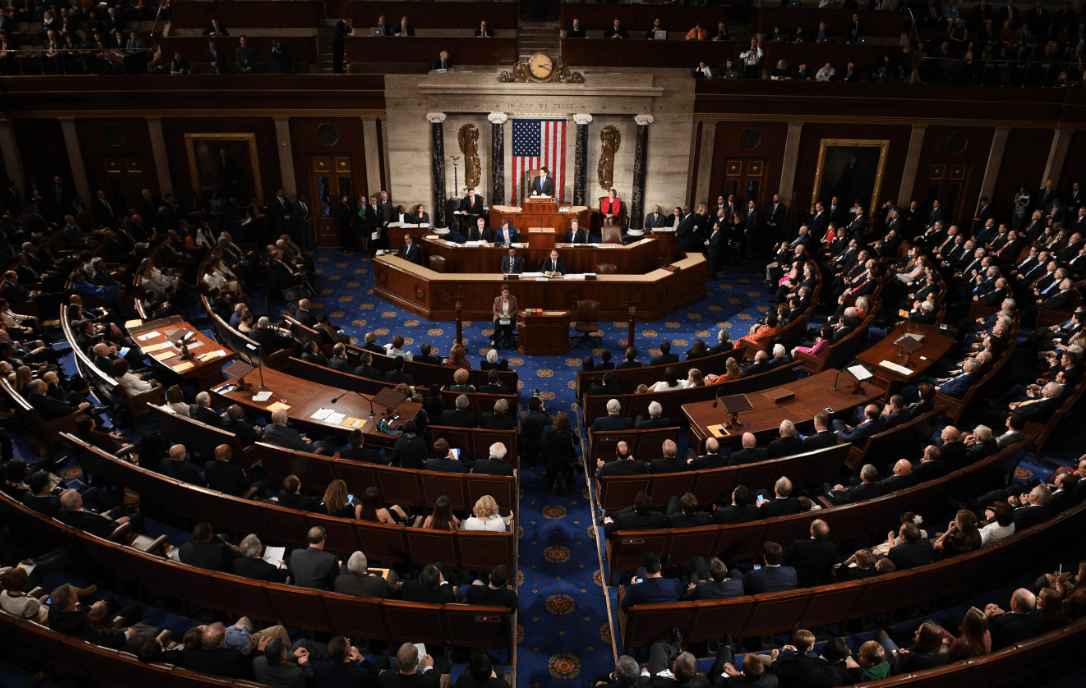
{"left": 112, "top": 359, "right": 157, "bottom": 396}
{"left": 650, "top": 367, "right": 689, "bottom": 392}
{"left": 202, "top": 257, "right": 240, "bottom": 294}
{"left": 166, "top": 384, "right": 190, "bottom": 417}
{"left": 462, "top": 495, "right": 513, "bottom": 532}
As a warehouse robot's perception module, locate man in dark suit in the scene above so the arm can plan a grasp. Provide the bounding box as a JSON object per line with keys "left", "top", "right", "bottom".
{"left": 500, "top": 247, "right": 524, "bottom": 275}
{"left": 709, "top": 649, "right": 777, "bottom": 687}
{"left": 250, "top": 317, "right": 303, "bottom": 357}
{"left": 682, "top": 556, "right": 744, "bottom": 601}
{"left": 758, "top": 477, "right": 802, "bottom": 518}
{"left": 472, "top": 443, "right": 517, "bottom": 476}
{"left": 638, "top": 634, "right": 708, "bottom": 688}
{"left": 383, "top": 356, "right": 415, "bottom": 386}
{"left": 783, "top": 520, "right": 838, "bottom": 588}
{"left": 232, "top": 534, "right": 290, "bottom": 583}
{"left": 803, "top": 414, "right": 838, "bottom": 452}
{"left": 204, "top": 444, "right": 253, "bottom": 497}
{"left": 766, "top": 420, "right": 805, "bottom": 458}
{"left": 92, "top": 189, "right": 116, "bottom": 229}
{"left": 590, "top": 399, "right": 634, "bottom": 434}
{"left": 741, "top": 351, "right": 773, "bottom": 376}
{"left": 665, "top": 492, "right": 713, "bottom": 529}
{"left": 339, "top": 429, "right": 386, "bottom": 465}
{"left": 335, "top": 551, "right": 401, "bottom": 599}
{"left": 27, "top": 380, "right": 92, "bottom": 420}
{"left": 430, "top": 51, "right": 452, "bottom": 70}
{"left": 649, "top": 341, "right": 679, "bottom": 366}
{"left": 160, "top": 444, "right": 207, "bottom": 486}
{"left": 424, "top": 438, "right": 468, "bottom": 473}
{"left": 530, "top": 167, "right": 555, "bottom": 197}
{"left": 179, "top": 521, "right": 241, "bottom": 572}
{"left": 712, "top": 485, "right": 761, "bottom": 524}
{"left": 48, "top": 583, "right": 142, "bottom": 652}
{"left": 588, "top": 371, "right": 623, "bottom": 397}
{"left": 264, "top": 409, "right": 336, "bottom": 454}
{"left": 888, "top": 521, "right": 934, "bottom": 569}
{"left": 540, "top": 249, "right": 566, "bottom": 276}
{"left": 846, "top": 12, "right": 868, "bottom": 42}
{"left": 987, "top": 589, "right": 1043, "bottom": 650}
{"left": 440, "top": 395, "right": 478, "bottom": 428}
{"left": 565, "top": 219, "right": 587, "bottom": 244}
{"left": 401, "top": 233, "right": 423, "bottom": 265}
{"left": 831, "top": 404, "right": 884, "bottom": 446}
{"left": 648, "top": 439, "right": 686, "bottom": 474}
{"left": 824, "top": 463, "right": 885, "bottom": 505}
{"left": 190, "top": 391, "right": 226, "bottom": 429}
{"left": 465, "top": 565, "right": 517, "bottom": 610}
{"left": 635, "top": 401, "right": 673, "bottom": 430}
{"left": 604, "top": 492, "right": 665, "bottom": 539}
{"left": 728, "top": 433, "right": 768, "bottom": 466}
{"left": 391, "top": 422, "right": 428, "bottom": 468}
{"left": 708, "top": 329, "right": 734, "bottom": 355}
{"left": 879, "top": 459, "right": 916, "bottom": 493}
{"left": 620, "top": 552, "right": 683, "bottom": 610}
{"left": 276, "top": 475, "right": 319, "bottom": 512}
{"left": 768, "top": 637, "right": 854, "bottom": 687}
{"left": 742, "top": 541, "right": 798, "bottom": 594}
{"left": 460, "top": 188, "right": 485, "bottom": 228}
{"left": 380, "top": 642, "right": 450, "bottom": 688}
{"left": 289, "top": 526, "right": 339, "bottom": 590}
{"left": 596, "top": 442, "right": 647, "bottom": 480}
{"left": 615, "top": 346, "right": 641, "bottom": 369}
{"left": 205, "top": 39, "right": 228, "bottom": 74}
{"left": 405, "top": 564, "right": 457, "bottom": 604}
{"left": 644, "top": 204, "right": 668, "bottom": 230}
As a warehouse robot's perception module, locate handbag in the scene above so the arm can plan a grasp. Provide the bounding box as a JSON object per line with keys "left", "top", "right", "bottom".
{"left": 498, "top": 317, "right": 511, "bottom": 326}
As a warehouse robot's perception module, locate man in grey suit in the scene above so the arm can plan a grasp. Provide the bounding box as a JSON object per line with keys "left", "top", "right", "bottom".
{"left": 289, "top": 526, "right": 340, "bottom": 590}
{"left": 334, "top": 551, "right": 403, "bottom": 598}
{"left": 263, "top": 409, "right": 337, "bottom": 454}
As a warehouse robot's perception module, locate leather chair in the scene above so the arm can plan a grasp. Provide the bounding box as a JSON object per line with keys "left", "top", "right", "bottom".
{"left": 598, "top": 196, "right": 625, "bottom": 229}
{"left": 601, "top": 227, "right": 623, "bottom": 245}
{"left": 596, "top": 263, "right": 618, "bottom": 274}
{"left": 428, "top": 255, "right": 447, "bottom": 273}
{"left": 572, "top": 299, "right": 601, "bottom": 346}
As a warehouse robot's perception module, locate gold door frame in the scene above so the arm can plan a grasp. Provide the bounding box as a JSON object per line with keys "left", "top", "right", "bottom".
{"left": 811, "top": 138, "right": 890, "bottom": 215}
{"left": 184, "top": 132, "right": 263, "bottom": 202}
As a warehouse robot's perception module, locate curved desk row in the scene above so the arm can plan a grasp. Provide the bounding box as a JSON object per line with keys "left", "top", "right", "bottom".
{"left": 373, "top": 252, "right": 708, "bottom": 321}
{"left": 418, "top": 236, "right": 661, "bottom": 275}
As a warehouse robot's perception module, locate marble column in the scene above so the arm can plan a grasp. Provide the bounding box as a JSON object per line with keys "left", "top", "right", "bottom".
{"left": 145, "top": 117, "right": 174, "bottom": 199}
{"left": 979, "top": 127, "right": 1010, "bottom": 202}
{"left": 693, "top": 121, "right": 716, "bottom": 208}
{"left": 572, "top": 113, "right": 592, "bottom": 207}
{"left": 1042, "top": 129, "right": 1072, "bottom": 188}
{"left": 0, "top": 119, "right": 26, "bottom": 197}
{"left": 428, "top": 113, "right": 447, "bottom": 227}
{"left": 362, "top": 118, "right": 382, "bottom": 197}
{"left": 777, "top": 121, "right": 804, "bottom": 206}
{"left": 897, "top": 125, "right": 928, "bottom": 204}
{"left": 630, "top": 115, "right": 653, "bottom": 231}
{"left": 488, "top": 112, "right": 508, "bottom": 206}
{"left": 273, "top": 117, "right": 297, "bottom": 199}
{"left": 58, "top": 118, "right": 91, "bottom": 208}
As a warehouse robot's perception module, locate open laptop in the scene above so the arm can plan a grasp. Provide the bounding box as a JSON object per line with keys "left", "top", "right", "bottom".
{"left": 370, "top": 27, "right": 386, "bottom": 37}
{"left": 653, "top": 29, "right": 667, "bottom": 40}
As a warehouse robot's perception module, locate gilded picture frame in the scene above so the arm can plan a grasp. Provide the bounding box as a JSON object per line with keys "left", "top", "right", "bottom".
{"left": 185, "top": 133, "right": 263, "bottom": 202}
{"left": 811, "top": 138, "right": 889, "bottom": 216}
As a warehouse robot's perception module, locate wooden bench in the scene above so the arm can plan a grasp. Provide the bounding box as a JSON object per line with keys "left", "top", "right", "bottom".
{"left": 934, "top": 317, "right": 1019, "bottom": 425}
{"left": 156, "top": 36, "right": 320, "bottom": 73}
{"left": 602, "top": 435, "right": 1032, "bottom": 584}
{"left": 597, "top": 443, "right": 852, "bottom": 512}
{"left": 1025, "top": 376, "right": 1086, "bottom": 459}
{"left": 589, "top": 426, "right": 682, "bottom": 466}
{"left": 1036, "top": 287, "right": 1081, "bottom": 328}
{"left": 353, "top": 2, "right": 519, "bottom": 30}
{"left": 616, "top": 497, "right": 1085, "bottom": 652}
{"left": 754, "top": 8, "right": 904, "bottom": 38}
{"left": 762, "top": 43, "right": 894, "bottom": 76}
{"left": 169, "top": 1, "right": 326, "bottom": 29}
{"left": 0, "top": 489, "right": 516, "bottom": 654}
{"left": 254, "top": 441, "right": 518, "bottom": 516}
{"left": 343, "top": 36, "right": 517, "bottom": 67}
{"left": 560, "top": 39, "right": 735, "bottom": 69}
{"left": 59, "top": 434, "right": 516, "bottom": 573}
{"left": 841, "top": 405, "right": 946, "bottom": 472}
{"left": 145, "top": 402, "right": 258, "bottom": 468}
{"left": 0, "top": 377, "right": 80, "bottom": 456}
{"left": 425, "top": 424, "right": 518, "bottom": 465}
{"left": 559, "top": 3, "right": 728, "bottom": 31}
{"left": 794, "top": 304, "right": 878, "bottom": 374}
{"left": 344, "top": 342, "right": 519, "bottom": 395}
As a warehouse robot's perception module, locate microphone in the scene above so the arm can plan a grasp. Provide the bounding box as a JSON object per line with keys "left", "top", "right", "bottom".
{"left": 712, "top": 386, "right": 723, "bottom": 409}
{"left": 329, "top": 389, "right": 376, "bottom": 420}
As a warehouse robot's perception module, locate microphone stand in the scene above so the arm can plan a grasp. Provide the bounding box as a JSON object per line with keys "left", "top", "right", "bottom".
{"left": 245, "top": 344, "right": 267, "bottom": 389}
{"left": 330, "top": 389, "right": 376, "bottom": 423}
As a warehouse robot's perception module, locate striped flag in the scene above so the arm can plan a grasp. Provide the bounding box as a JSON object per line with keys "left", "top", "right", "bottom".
{"left": 511, "top": 118, "right": 567, "bottom": 205}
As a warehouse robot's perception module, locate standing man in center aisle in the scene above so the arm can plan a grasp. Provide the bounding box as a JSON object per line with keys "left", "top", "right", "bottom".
{"left": 337, "top": 194, "right": 354, "bottom": 252}
{"left": 332, "top": 16, "right": 351, "bottom": 74}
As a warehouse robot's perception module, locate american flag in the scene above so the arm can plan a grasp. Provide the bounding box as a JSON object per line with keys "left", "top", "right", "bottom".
{"left": 511, "top": 119, "right": 566, "bottom": 204}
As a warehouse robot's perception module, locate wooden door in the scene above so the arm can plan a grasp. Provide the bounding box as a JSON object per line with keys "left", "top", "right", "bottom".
{"left": 721, "top": 159, "right": 769, "bottom": 210}
{"left": 921, "top": 162, "right": 973, "bottom": 226}
{"left": 309, "top": 155, "right": 356, "bottom": 247}
{"left": 102, "top": 155, "right": 148, "bottom": 211}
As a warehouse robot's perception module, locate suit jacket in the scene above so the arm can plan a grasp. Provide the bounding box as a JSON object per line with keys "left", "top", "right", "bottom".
{"left": 649, "top": 457, "right": 688, "bottom": 474}
{"left": 60, "top": 508, "right": 117, "bottom": 539}
{"left": 233, "top": 556, "right": 290, "bottom": 584}
{"left": 263, "top": 423, "right": 311, "bottom": 452}
{"left": 471, "top": 457, "right": 515, "bottom": 476}
{"left": 440, "top": 409, "right": 478, "bottom": 429}
{"left": 29, "top": 393, "right": 79, "bottom": 421}
{"left": 596, "top": 458, "right": 648, "bottom": 479}
{"left": 465, "top": 584, "right": 518, "bottom": 610}
{"left": 430, "top": 57, "right": 453, "bottom": 70}
{"left": 500, "top": 254, "right": 524, "bottom": 274}
{"left": 802, "top": 431, "right": 838, "bottom": 452}
{"left": 830, "top": 480, "right": 885, "bottom": 505}
{"left": 728, "top": 447, "right": 769, "bottom": 466}
{"left": 743, "top": 565, "right": 798, "bottom": 594}
{"left": 712, "top": 503, "right": 761, "bottom": 524}
{"left": 380, "top": 670, "right": 442, "bottom": 688}
{"left": 160, "top": 458, "right": 207, "bottom": 486}
{"left": 620, "top": 576, "right": 683, "bottom": 610}
{"left": 404, "top": 581, "right": 456, "bottom": 604}
{"left": 605, "top": 509, "right": 665, "bottom": 538}
{"left": 685, "top": 578, "right": 745, "bottom": 601}
{"left": 759, "top": 497, "right": 802, "bottom": 519}
{"left": 204, "top": 460, "right": 249, "bottom": 496}
{"left": 769, "top": 656, "right": 853, "bottom": 688}
{"left": 402, "top": 242, "right": 423, "bottom": 265}
{"left": 179, "top": 541, "right": 242, "bottom": 572}
{"left": 289, "top": 546, "right": 339, "bottom": 589}
{"left": 888, "top": 539, "right": 934, "bottom": 569}
{"left": 335, "top": 571, "right": 393, "bottom": 599}
{"left": 783, "top": 539, "right": 839, "bottom": 587}
{"left": 530, "top": 175, "right": 555, "bottom": 196}
{"left": 989, "top": 611, "right": 1042, "bottom": 651}
{"left": 835, "top": 419, "right": 883, "bottom": 445}
{"left": 767, "top": 435, "right": 805, "bottom": 458}
{"left": 392, "top": 434, "right": 429, "bottom": 468}
{"left": 1014, "top": 503, "right": 1051, "bottom": 530}
{"left": 539, "top": 256, "right": 566, "bottom": 274}
{"left": 565, "top": 228, "right": 587, "bottom": 244}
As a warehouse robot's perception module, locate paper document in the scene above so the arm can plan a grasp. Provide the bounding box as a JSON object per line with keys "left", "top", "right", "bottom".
{"left": 137, "top": 332, "right": 162, "bottom": 341}
{"left": 324, "top": 412, "right": 346, "bottom": 425}
{"left": 124, "top": 319, "right": 143, "bottom": 329}
{"left": 253, "top": 391, "right": 273, "bottom": 402}
{"left": 707, "top": 424, "right": 730, "bottom": 438}
{"left": 262, "top": 546, "right": 286, "bottom": 569}
{"left": 172, "top": 362, "right": 195, "bottom": 373}
{"left": 142, "top": 342, "right": 171, "bottom": 353}
{"left": 565, "top": 274, "right": 586, "bottom": 280}
{"left": 342, "top": 417, "right": 366, "bottom": 429}
{"left": 879, "top": 360, "right": 913, "bottom": 375}
{"left": 311, "top": 408, "right": 334, "bottom": 421}
{"left": 267, "top": 401, "right": 291, "bottom": 412}
{"left": 152, "top": 352, "right": 175, "bottom": 362}
{"left": 199, "top": 350, "right": 227, "bottom": 361}
{"left": 846, "top": 364, "right": 874, "bottom": 381}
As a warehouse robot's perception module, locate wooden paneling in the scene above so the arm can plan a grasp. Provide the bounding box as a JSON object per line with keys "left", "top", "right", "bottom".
{"left": 157, "top": 36, "right": 320, "bottom": 67}
{"left": 762, "top": 43, "right": 892, "bottom": 73}
{"left": 562, "top": 39, "right": 734, "bottom": 68}
{"left": 559, "top": 3, "right": 728, "bottom": 32}
{"left": 289, "top": 118, "right": 367, "bottom": 248}
{"left": 344, "top": 36, "right": 517, "bottom": 65}
{"left": 1061, "top": 130, "right": 1086, "bottom": 188}
{"left": 74, "top": 118, "right": 160, "bottom": 203}
{"left": 352, "top": 2, "right": 519, "bottom": 30}
{"left": 160, "top": 117, "right": 281, "bottom": 204}
{"left": 992, "top": 128, "right": 1055, "bottom": 220}
{"left": 706, "top": 121, "right": 788, "bottom": 208}
{"left": 169, "top": 1, "right": 324, "bottom": 29}
{"left": 792, "top": 122, "right": 912, "bottom": 216}
{"left": 909, "top": 125, "right": 994, "bottom": 226}
{"left": 12, "top": 119, "right": 71, "bottom": 193}
{"left": 755, "top": 8, "right": 903, "bottom": 37}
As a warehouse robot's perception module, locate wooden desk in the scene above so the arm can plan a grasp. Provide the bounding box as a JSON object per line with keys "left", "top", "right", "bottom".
{"left": 419, "top": 236, "right": 659, "bottom": 274}
{"left": 682, "top": 369, "right": 884, "bottom": 453}
{"left": 170, "top": 1, "right": 324, "bottom": 29}
{"left": 517, "top": 310, "right": 571, "bottom": 356}
{"left": 754, "top": 8, "right": 904, "bottom": 37}
{"left": 157, "top": 36, "right": 320, "bottom": 66}
{"left": 489, "top": 203, "right": 592, "bottom": 234}
{"left": 561, "top": 39, "right": 734, "bottom": 69}
{"left": 559, "top": 3, "right": 728, "bottom": 31}
{"left": 343, "top": 36, "right": 517, "bottom": 65}
{"left": 761, "top": 43, "right": 891, "bottom": 73}
{"left": 373, "top": 252, "right": 707, "bottom": 321}
{"left": 128, "top": 317, "right": 234, "bottom": 391}
{"left": 352, "top": 1, "right": 520, "bottom": 30}
{"left": 854, "top": 322, "right": 955, "bottom": 390}
{"left": 214, "top": 366, "right": 421, "bottom": 448}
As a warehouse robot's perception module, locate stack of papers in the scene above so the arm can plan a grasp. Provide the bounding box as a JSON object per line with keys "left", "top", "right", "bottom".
{"left": 137, "top": 331, "right": 162, "bottom": 341}
{"left": 267, "top": 401, "right": 291, "bottom": 412}
{"left": 879, "top": 360, "right": 913, "bottom": 375}
{"left": 253, "top": 391, "right": 273, "bottom": 402}
{"left": 172, "top": 361, "right": 195, "bottom": 373}
{"left": 262, "top": 546, "right": 286, "bottom": 569}
{"left": 199, "top": 350, "right": 227, "bottom": 361}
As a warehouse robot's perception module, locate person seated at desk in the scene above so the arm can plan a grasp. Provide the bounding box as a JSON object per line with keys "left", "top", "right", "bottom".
{"left": 491, "top": 284, "right": 517, "bottom": 347}
{"left": 475, "top": 20, "right": 493, "bottom": 38}
{"left": 541, "top": 249, "right": 566, "bottom": 277}
{"left": 566, "top": 19, "right": 585, "bottom": 39}
{"left": 501, "top": 247, "right": 524, "bottom": 275}
{"left": 644, "top": 18, "right": 666, "bottom": 39}
{"left": 566, "top": 218, "right": 587, "bottom": 244}
{"left": 401, "top": 234, "right": 423, "bottom": 265}
{"left": 530, "top": 167, "right": 555, "bottom": 197}
{"left": 600, "top": 188, "right": 621, "bottom": 226}
{"left": 493, "top": 219, "right": 519, "bottom": 247}
{"left": 468, "top": 217, "right": 493, "bottom": 243}
{"left": 431, "top": 51, "right": 452, "bottom": 71}
{"left": 604, "top": 18, "right": 630, "bottom": 40}
{"left": 408, "top": 204, "right": 429, "bottom": 226}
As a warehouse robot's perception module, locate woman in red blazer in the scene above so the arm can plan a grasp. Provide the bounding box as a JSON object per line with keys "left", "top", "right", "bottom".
{"left": 600, "top": 188, "right": 621, "bottom": 226}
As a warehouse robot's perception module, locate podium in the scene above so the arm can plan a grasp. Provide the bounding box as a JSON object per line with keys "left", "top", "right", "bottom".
{"left": 517, "top": 309, "right": 571, "bottom": 356}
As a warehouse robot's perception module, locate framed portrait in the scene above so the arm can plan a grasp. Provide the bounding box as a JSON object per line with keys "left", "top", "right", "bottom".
{"left": 811, "top": 139, "right": 889, "bottom": 215}
{"left": 185, "top": 133, "right": 263, "bottom": 203}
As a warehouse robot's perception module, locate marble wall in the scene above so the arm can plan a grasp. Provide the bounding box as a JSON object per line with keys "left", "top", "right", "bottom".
{"left": 383, "top": 70, "right": 696, "bottom": 219}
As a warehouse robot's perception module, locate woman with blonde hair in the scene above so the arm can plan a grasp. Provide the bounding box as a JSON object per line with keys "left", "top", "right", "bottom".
{"left": 8, "top": 365, "right": 32, "bottom": 396}
{"left": 449, "top": 368, "right": 475, "bottom": 392}
{"left": 686, "top": 368, "right": 705, "bottom": 387}
{"left": 462, "top": 495, "right": 513, "bottom": 531}
{"left": 941, "top": 606, "right": 991, "bottom": 660}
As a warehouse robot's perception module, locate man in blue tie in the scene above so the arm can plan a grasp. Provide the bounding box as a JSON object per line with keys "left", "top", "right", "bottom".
{"left": 831, "top": 404, "right": 884, "bottom": 445}
{"left": 935, "top": 358, "right": 980, "bottom": 398}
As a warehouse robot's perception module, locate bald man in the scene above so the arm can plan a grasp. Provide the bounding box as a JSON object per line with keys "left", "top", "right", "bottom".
{"left": 987, "top": 588, "right": 1043, "bottom": 650}
{"left": 783, "top": 519, "right": 838, "bottom": 587}
{"left": 727, "top": 432, "right": 768, "bottom": 466}
{"left": 263, "top": 408, "right": 336, "bottom": 454}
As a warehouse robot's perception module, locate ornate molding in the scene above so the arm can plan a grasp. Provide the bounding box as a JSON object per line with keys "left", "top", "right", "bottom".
{"left": 5, "top": 109, "right": 388, "bottom": 119}
{"left": 691, "top": 112, "right": 1081, "bottom": 129}
{"left": 573, "top": 113, "right": 593, "bottom": 125}
{"left": 634, "top": 114, "right": 655, "bottom": 126}
{"left": 487, "top": 112, "right": 508, "bottom": 124}
{"left": 426, "top": 112, "right": 447, "bottom": 123}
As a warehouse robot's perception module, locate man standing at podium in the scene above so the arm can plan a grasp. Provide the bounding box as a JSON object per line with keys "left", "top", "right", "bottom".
{"left": 542, "top": 249, "right": 566, "bottom": 277}
{"left": 460, "top": 187, "right": 485, "bottom": 228}
{"left": 501, "top": 247, "right": 524, "bottom": 275}
{"left": 566, "top": 218, "right": 587, "bottom": 244}
{"left": 491, "top": 284, "right": 518, "bottom": 348}
{"left": 530, "top": 167, "right": 555, "bottom": 197}
{"left": 494, "top": 219, "right": 519, "bottom": 247}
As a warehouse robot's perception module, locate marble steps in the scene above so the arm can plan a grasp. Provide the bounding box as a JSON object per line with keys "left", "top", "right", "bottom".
{"left": 518, "top": 26, "right": 561, "bottom": 60}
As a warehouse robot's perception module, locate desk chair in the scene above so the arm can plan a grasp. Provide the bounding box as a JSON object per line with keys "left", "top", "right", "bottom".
{"left": 596, "top": 263, "right": 618, "bottom": 274}
{"left": 601, "top": 227, "right": 622, "bottom": 245}
{"left": 428, "top": 255, "right": 447, "bottom": 273}
{"left": 572, "top": 299, "right": 601, "bottom": 347}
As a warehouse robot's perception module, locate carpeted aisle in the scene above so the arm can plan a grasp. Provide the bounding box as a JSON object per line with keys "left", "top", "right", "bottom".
{"left": 310, "top": 250, "right": 769, "bottom": 685}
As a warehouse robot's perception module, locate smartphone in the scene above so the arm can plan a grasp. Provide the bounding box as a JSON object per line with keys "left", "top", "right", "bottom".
{"left": 753, "top": 565, "right": 762, "bottom": 571}
{"left": 756, "top": 495, "right": 766, "bottom": 505}
{"left": 825, "top": 407, "right": 834, "bottom": 413}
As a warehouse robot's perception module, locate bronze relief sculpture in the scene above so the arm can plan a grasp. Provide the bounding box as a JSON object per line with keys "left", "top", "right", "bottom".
{"left": 458, "top": 123, "right": 481, "bottom": 190}
{"left": 597, "top": 125, "right": 621, "bottom": 189}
